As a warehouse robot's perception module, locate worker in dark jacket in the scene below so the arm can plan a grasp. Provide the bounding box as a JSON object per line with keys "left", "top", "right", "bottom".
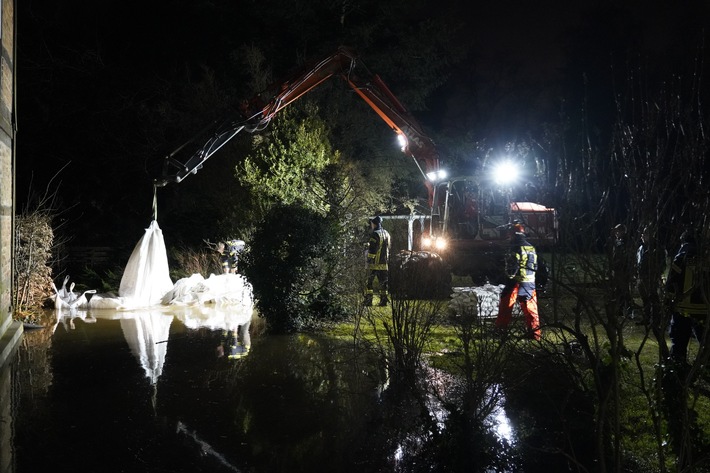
{"left": 365, "top": 216, "right": 391, "bottom": 306}
{"left": 666, "top": 229, "right": 707, "bottom": 363}
{"left": 495, "top": 223, "right": 541, "bottom": 340}
{"left": 217, "top": 239, "right": 245, "bottom": 274}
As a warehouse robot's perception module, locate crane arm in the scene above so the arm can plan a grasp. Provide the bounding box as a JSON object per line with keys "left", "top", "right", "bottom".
{"left": 156, "top": 46, "right": 440, "bottom": 193}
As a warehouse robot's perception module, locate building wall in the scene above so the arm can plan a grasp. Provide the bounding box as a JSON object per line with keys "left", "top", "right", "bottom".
{"left": 0, "top": 0, "right": 21, "bottom": 368}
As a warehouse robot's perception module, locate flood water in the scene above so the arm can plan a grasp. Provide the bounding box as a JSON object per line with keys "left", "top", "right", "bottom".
{"left": 2, "top": 306, "right": 554, "bottom": 473}
{"left": 4, "top": 306, "right": 437, "bottom": 472}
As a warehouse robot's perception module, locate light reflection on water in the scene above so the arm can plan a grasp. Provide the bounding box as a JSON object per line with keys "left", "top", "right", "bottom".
{"left": 491, "top": 395, "right": 515, "bottom": 444}
{"left": 7, "top": 306, "right": 388, "bottom": 472}
{"left": 422, "top": 365, "right": 515, "bottom": 445}
{"left": 6, "top": 306, "right": 527, "bottom": 473}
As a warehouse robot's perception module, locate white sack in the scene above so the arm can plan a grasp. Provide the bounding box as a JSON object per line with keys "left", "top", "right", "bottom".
{"left": 119, "top": 220, "right": 174, "bottom": 307}
{"left": 162, "top": 273, "right": 254, "bottom": 310}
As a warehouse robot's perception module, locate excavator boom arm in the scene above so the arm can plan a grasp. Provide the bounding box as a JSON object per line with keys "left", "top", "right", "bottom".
{"left": 157, "top": 46, "right": 439, "bottom": 193}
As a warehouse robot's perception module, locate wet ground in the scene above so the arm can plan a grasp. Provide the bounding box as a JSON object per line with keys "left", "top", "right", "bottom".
{"left": 3, "top": 307, "right": 395, "bottom": 473}
{"left": 3, "top": 303, "right": 583, "bottom": 473}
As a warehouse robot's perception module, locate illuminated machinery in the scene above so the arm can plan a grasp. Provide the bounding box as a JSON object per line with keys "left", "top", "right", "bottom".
{"left": 155, "top": 47, "right": 557, "bottom": 292}
{"left": 419, "top": 161, "right": 557, "bottom": 284}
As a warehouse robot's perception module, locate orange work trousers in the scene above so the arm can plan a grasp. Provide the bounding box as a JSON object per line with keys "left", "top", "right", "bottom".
{"left": 494, "top": 282, "right": 540, "bottom": 340}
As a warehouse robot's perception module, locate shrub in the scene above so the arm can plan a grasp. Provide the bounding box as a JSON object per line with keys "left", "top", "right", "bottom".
{"left": 242, "top": 204, "right": 348, "bottom": 333}
{"left": 14, "top": 212, "right": 54, "bottom": 319}
{"left": 169, "top": 245, "right": 219, "bottom": 279}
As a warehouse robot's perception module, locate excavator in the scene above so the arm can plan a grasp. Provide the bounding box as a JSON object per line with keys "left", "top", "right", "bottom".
{"left": 156, "top": 46, "right": 557, "bottom": 290}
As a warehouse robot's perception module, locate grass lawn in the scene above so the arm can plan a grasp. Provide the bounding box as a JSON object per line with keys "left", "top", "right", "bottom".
{"left": 327, "top": 284, "right": 710, "bottom": 471}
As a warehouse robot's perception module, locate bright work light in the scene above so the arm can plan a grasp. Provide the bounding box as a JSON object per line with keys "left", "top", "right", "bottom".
{"left": 493, "top": 161, "right": 518, "bottom": 185}
{"left": 426, "top": 169, "right": 447, "bottom": 182}
{"left": 434, "top": 237, "right": 447, "bottom": 250}
{"left": 422, "top": 235, "right": 447, "bottom": 250}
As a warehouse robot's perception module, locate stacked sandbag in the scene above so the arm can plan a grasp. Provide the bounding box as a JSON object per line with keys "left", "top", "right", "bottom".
{"left": 449, "top": 287, "right": 479, "bottom": 317}
{"left": 449, "top": 284, "right": 504, "bottom": 318}
{"left": 475, "top": 284, "right": 505, "bottom": 318}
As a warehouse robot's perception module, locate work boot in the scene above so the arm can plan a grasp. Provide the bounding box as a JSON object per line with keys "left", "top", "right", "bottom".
{"left": 378, "top": 296, "right": 389, "bottom": 307}
{"left": 364, "top": 295, "right": 373, "bottom": 307}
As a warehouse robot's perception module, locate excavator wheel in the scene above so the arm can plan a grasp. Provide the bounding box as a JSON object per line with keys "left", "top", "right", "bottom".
{"left": 389, "top": 251, "right": 452, "bottom": 300}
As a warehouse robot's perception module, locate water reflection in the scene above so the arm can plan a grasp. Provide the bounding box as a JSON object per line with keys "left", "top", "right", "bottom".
{"left": 9, "top": 307, "right": 389, "bottom": 472}
{"left": 51, "top": 307, "right": 97, "bottom": 333}
{"left": 120, "top": 311, "right": 173, "bottom": 384}
{"left": 491, "top": 391, "right": 515, "bottom": 445}
{"left": 7, "top": 306, "right": 537, "bottom": 473}
{"left": 176, "top": 421, "right": 243, "bottom": 472}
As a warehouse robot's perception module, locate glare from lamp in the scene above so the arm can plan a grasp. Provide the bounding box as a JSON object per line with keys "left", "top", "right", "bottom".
{"left": 493, "top": 161, "right": 518, "bottom": 185}
{"left": 426, "top": 169, "right": 448, "bottom": 182}
{"left": 434, "top": 237, "right": 447, "bottom": 250}
{"left": 397, "top": 134, "right": 407, "bottom": 151}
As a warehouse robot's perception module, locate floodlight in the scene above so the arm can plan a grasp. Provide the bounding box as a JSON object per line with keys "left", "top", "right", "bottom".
{"left": 422, "top": 235, "right": 447, "bottom": 251}
{"left": 426, "top": 169, "right": 448, "bottom": 182}
{"left": 493, "top": 161, "right": 518, "bottom": 185}
{"left": 434, "top": 237, "right": 447, "bottom": 250}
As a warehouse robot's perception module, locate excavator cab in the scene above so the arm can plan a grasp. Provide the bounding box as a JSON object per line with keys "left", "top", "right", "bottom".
{"left": 428, "top": 177, "right": 510, "bottom": 244}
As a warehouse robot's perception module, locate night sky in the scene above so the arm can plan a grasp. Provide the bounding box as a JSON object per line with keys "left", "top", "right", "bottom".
{"left": 15, "top": 0, "right": 710, "bottom": 248}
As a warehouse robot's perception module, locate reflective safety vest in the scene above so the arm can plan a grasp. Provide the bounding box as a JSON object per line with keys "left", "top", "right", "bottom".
{"left": 226, "top": 239, "right": 245, "bottom": 256}
{"left": 367, "top": 227, "right": 390, "bottom": 271}
{"left": 668, "top": 243, "right": 708, "bottom": 317}
{"left": 507, "top": 240, "right": 537, "bottom": 283}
